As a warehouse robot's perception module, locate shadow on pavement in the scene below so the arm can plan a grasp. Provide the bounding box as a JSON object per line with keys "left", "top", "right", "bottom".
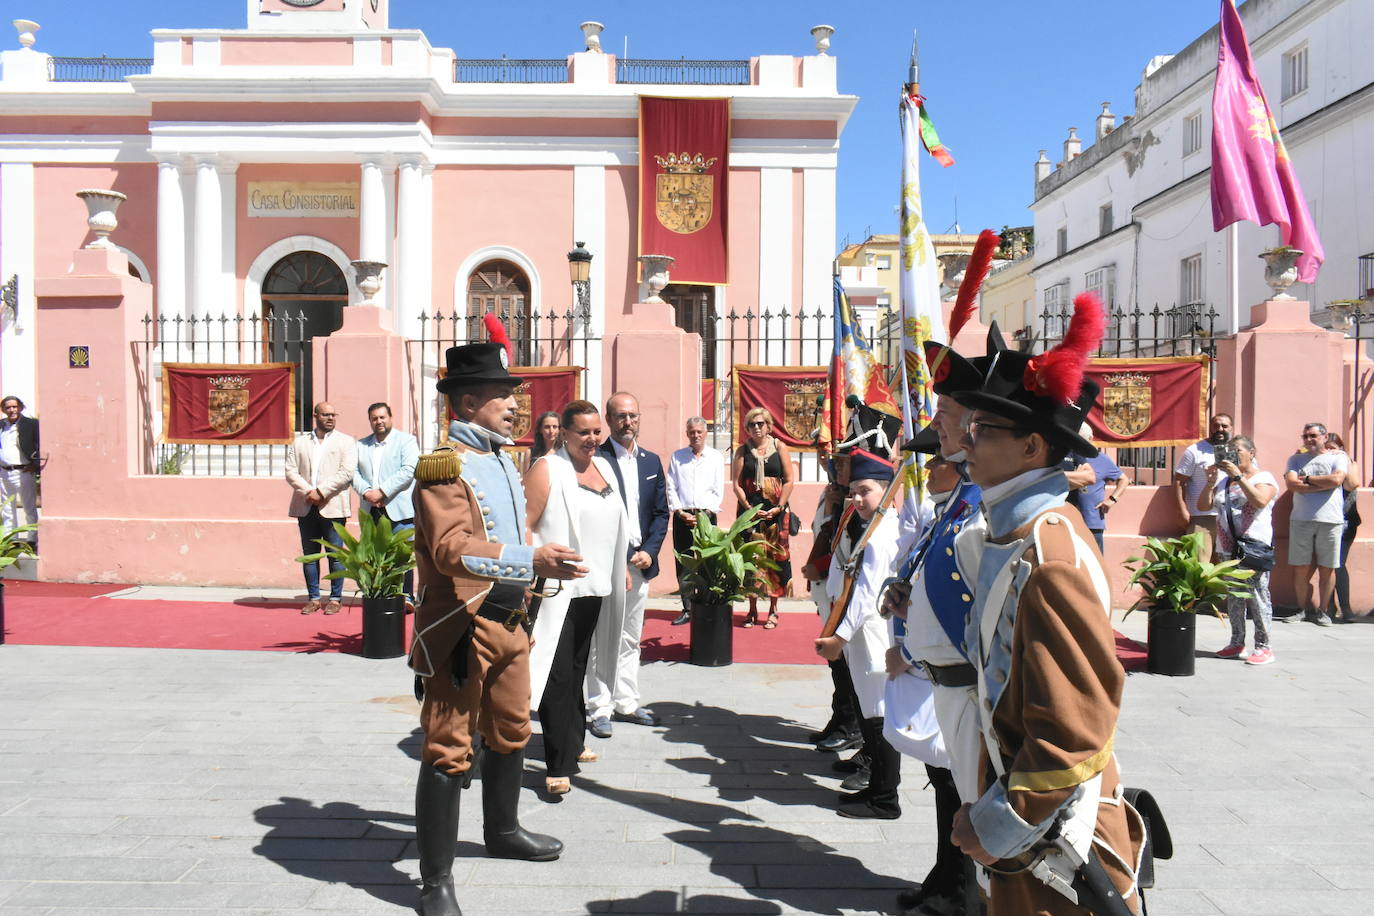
{"left": 263, "top": 630, "right": 362, "bottom": 654}
{"left": 252, "top": 796, "right": 415, "bottom": 909}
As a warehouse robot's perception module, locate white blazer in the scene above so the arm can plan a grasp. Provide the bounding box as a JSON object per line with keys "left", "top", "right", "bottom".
{"left": 527, "top": 449, "right": 630, "bottom": 710}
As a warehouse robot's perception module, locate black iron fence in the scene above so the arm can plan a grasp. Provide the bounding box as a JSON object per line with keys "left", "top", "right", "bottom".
{"left": 48, "top": 56, "right": 152, "bottom": 82}
{"left": 137, "top": 312, "right": 312, "bottom": 477}
{"left": 409, "top": 306, "right": 599, "bottom": 453}
{"left": 1344, "top": 310, "right": 1374, "bottom": 469}
{"left": 1037, "top": 302, "right": 1220, "bottom": 485}
{"left": 616, "top": 58, "right": 751, "bottom": 85}
{"left": 453, "top": 58, "right": 569, "bottom": 83}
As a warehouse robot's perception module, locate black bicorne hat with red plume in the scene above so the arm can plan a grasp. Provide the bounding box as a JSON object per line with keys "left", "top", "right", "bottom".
{"left": 436, "top": 313, "right": 524, "bottom": 393}
{"left": 952, "top": 293, "right": 1105, "bottom": 457}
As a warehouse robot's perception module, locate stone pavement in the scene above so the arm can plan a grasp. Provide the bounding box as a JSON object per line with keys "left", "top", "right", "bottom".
{"left": 1, "top": 604, "right": 1372, "bottom": 915}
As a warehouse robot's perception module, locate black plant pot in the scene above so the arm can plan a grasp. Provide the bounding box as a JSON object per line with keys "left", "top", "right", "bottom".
{"left": 1146, "top": 610, "right": 1196, "bottom": 677}
{"left": 361, "top": 594, "right": 407, "bottom": 660}
{"left": 689, "top": 602, "right": 733, "bottom": 667}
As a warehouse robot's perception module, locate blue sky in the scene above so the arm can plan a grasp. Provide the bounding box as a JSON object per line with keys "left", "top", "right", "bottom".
{"left": 27, "top": 0, "right": 1229, "bottom": 246}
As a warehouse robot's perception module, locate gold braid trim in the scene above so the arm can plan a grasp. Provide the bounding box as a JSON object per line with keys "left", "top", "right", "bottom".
{"left": 415, "top": 447, "right": 463, "bottom": 485}
{"left": 1007, "top": 732, "right": 1115, "bottom": 793}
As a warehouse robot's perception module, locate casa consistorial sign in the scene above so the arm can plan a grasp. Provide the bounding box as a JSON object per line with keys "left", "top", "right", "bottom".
{"left": 247, "top": 182, "right": 360, "bottom": 218}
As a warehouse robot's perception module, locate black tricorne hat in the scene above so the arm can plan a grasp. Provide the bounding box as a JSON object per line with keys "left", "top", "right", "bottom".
{"left": 435, "top": 343, "right": 524, "bottom": 393}
{"left": 925, "top": 320, "right": 1008, "bottom": 397}
{"left": 900, "top": 424, "right": 940, "bottom": 455}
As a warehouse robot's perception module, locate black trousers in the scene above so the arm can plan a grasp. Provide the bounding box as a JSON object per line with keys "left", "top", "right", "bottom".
{"left": 858, "top": 716, "right": 901, "bottom": 804}
{"left": 672, "top": 510, "right": 717, "bottom": 596}
{"left": 826, "top": 653, "right": 862, "bottom": 738}
{"left": 538, "top": 596, "right": 603, "bottom": 777}
{"left": 924, "top": 763, "right": 968, "bottom": 897}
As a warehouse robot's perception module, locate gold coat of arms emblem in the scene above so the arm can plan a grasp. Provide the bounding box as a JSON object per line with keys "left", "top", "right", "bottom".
{"left": 781, "top": 379, "right": 827, "bottom": 441}
{"left": 207, "top": 375, "right": 250, "bottom": 435}
{"left": 1102, "top": 372, "right": 1151, "bottom": 438}
{"left": 655, "top": 152, "right": 717, "bottom": 235}
{"left": 512, "top": 382, "right": 533, "bottom": 441}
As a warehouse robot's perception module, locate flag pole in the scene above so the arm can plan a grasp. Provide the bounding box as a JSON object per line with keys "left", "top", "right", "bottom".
{"left": 1228, "top": 222, "right": 1240, "bottom": 332}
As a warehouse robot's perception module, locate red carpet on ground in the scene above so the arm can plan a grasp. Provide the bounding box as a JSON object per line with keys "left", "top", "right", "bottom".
{"left": 640, "top": 608, "right": 824, "bottom": 665}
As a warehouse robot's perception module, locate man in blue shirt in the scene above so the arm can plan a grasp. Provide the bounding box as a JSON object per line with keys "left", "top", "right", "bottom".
{"left": 1065, "top": 424, "right": 1129, "bottom": 554}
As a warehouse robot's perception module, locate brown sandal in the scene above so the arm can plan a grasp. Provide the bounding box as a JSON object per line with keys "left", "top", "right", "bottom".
{"left": 576, "top": 748, "right": 599, "bottom": 763}
{"left": 545, "top": 776, "right": 571, "bottom": 795}
{"left": 300, "top": 599, "right": 323, "bottom": 616}
{"left": 763, "top": 610, "right": 779, "bottom": 630}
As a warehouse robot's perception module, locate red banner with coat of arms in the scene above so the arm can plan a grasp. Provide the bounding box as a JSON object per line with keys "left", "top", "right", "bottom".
{"left": 441, "top": 366, "right": 582, "bottom": 448}
{"left": 162, "top": 363, "right": 296, "bottom": 445}
{"left": 1083, "top": 355, "right": 1210, "bottom": 448}
{"left": 639, "top": 96, "right": 730, "bottom": 285}
{"left": 732, "top": 366, "right": 828, "bottom": 451}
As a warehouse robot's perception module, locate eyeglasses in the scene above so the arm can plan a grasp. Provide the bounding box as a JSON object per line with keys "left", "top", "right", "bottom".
{"left": 963, "top": 418, "right": 1025, "bottom": 441}
{"left": 747, "top": 421, "right": 769, "bottom": 428}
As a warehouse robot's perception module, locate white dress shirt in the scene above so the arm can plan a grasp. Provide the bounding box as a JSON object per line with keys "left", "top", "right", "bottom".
{"left": 610, "top": 437, "right": 643, "bottom": 547}
{"left": 0, "top": 422, "right": 20, "bottom": 466}
{"left": 308, "top": 429, "right": 334, "bottom": 490}
{"left": 369, "top": 434, "right": 389, "bottom": 489}
{"left": 666, "top": 445, "right": 725, "bottom": 515}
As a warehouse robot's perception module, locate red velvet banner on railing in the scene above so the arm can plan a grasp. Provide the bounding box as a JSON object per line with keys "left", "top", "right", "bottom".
{"left": 1084, "top": 355, "right": 1210, "bottom": 448}
{"left": 639, "top": 96, "right": 730, "bottom": 285}
{"left": 162, "top": 363, "right": 296, "bottom": 445}
{"left": 441, "top": 366, "right": 582, "bottom": 447}
{"left": 732, "top": 365, "right": 828, "bottom": 451}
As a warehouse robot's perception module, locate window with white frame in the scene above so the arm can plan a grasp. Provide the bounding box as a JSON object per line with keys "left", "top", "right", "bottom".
{"left": 1283, "top": 44, "right": 1308, "bottom": 100}
{"left": 1085, "top": 265, "right": 1117, "bottom": 309}
{"left": 1359, "top": 253, "right": 1374, "bottom": 298}
{"left": 1057, "top": 227, "right": 1068, "bottom": 257}
{"left": 1180, "top": 253, "right": 1204, "bottom": 306}
{"left": 876, "top": 255, "right": 891, "bottom": 270}
{"left": 1183, "top": 111, "right": 1202, "bottom": 156}
{"left": 1043, "top": 281, "right": 1070, "bottom": 340}
{"left": 1099, "top": 203, "right": 1113, "bottom": 237}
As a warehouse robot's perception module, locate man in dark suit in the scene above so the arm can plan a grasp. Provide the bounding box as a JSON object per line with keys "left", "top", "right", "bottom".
{"left": 0, "top": 396, "right": 39, "bottom": 542}
{"left": 586, "top": 391, "right": 670, "bottom": 738}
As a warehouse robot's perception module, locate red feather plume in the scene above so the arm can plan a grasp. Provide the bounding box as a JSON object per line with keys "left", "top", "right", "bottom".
{"left": 1024, "top": 292, "right": 1105, "bottom": 404}
{"left": 947, "top": 229, "right": 1001, "bottom": 343}
{"left": 482, "top": 312, "right": 513, "bottom": 360}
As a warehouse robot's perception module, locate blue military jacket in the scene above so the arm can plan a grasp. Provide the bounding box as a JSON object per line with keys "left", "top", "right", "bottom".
{"left": 897, "top": 474, "right": 983, "bottom": 666}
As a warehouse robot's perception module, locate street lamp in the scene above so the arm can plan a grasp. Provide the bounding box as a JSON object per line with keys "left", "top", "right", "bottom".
{"left": 567, "top": 241, "right": 592, "bottom": 319}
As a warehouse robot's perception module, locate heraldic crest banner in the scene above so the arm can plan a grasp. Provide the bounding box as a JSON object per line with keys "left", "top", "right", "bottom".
{"left": 732, "top": 365, "right": 828, "bottom": 451}
{"left": 162, "top": 363, "right": 296, "bottom": 445}
{"left": 442, "top": 365, "right": 582, "bottom": 448}
{"left": 639, "top": 96, "right": 730, "bottom": 285}
{"left": 1083, "top": 355, "right": 1210, "bottom": 447}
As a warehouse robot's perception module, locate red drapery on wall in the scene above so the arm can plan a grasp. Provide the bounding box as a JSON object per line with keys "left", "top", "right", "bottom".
{"left": 732, "top": 366, "right": 828, "bottom": 451}
{"left": 639, "top": 96, "right": 730, "bottom": 285}
{"left": 1083, "top": 355, "right": 1210, "bottom": 448}
{"left": 441, "top": 366, "right": 582, "bottom": 447}
{"left": 162, "top": 363, "right": 296, "bottom": 445}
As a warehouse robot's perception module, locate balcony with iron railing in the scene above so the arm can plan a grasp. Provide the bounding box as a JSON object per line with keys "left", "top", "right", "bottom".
{"left": 47, "top": 55, "right": 152, "bottom": 82}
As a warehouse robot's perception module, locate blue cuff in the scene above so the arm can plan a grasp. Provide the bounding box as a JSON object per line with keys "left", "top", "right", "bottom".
{"left": 900, "top": 644, "right": 917, "bottom": 667}
{"left": 461, "top": 544, "right": 535, "bottom": 584}
{"left": 968, "top": 779, "right": 1073, "bottom": 860}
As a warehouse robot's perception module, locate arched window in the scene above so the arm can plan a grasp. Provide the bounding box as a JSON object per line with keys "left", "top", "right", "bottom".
{"left": 467, "top": 260, "right": 532, "bottom": 365}
{"left": 262, "top": 252, "right": 348, "bottom": 430}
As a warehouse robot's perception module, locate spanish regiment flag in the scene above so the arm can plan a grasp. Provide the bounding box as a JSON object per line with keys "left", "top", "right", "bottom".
{"left": 638, "top": 96, "right": 730, "bottom": 285}
{"left": 1083, "top": 355, "right": 1210, "bottom": 447}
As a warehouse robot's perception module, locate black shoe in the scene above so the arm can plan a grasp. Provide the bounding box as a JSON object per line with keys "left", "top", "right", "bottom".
{"left": 808, "top": 718, "right": 841, "bottom": 743}
{"left": 415, "top": 764, "right": 465, "bottom": 916}
{"left": 481, "top": 749, "right": 563, "bottom": 862}
{"left": 840, "top": 768, "right": 871, "bottom": 792}
{"left": 832, "top": 751, "right": 868, "bottom": 774}
{"left": 670, "top": 609, "right": 691, "bottom": 626}
{"left": 836, "top": 789, "right": 901, "bottom": 820}
{"left": 611, "top": 707, "right": 660, "bottom": 726}
{"left": 815, "top": 731, "right": 863, "bottom": 753}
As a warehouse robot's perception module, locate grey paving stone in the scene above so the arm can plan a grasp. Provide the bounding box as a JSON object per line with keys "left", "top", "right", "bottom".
{"left": 0, "top": 858, "right": 196, "bottom": 883}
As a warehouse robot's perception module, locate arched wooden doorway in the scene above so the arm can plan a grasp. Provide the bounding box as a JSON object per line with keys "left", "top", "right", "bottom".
{"left": 261, "top": 252, "right": 348, "bottom": 430}
{"left": 466, "top": 260, "right": 532, "bottom": 365}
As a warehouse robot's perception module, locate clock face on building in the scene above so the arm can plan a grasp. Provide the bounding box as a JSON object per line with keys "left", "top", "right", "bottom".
{"left": 281, "top": 0, "right": 326, "bottom": 7}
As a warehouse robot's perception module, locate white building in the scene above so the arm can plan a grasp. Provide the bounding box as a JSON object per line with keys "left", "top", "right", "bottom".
{"left": 1030, "top": 0, "right": 1374, "bottom": 338}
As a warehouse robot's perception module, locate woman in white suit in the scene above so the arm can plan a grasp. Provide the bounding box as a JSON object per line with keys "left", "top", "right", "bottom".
{"left": 524, "top": 400, "right": 629, "bottom": 795}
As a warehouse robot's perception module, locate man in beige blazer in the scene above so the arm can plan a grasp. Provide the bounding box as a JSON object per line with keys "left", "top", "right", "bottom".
{"left": 286, "top": 401, "right": 358, "bottom": 614}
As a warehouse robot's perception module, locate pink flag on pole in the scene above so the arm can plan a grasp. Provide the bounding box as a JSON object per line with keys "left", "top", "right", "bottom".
{"left": 1210, "top": 0, "right": 1323, "bottom": 282}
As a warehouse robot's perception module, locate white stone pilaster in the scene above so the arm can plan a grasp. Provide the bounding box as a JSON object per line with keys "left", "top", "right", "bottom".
{"left": 382, "top": 162, "right": 396, "bottom": 312}
{"left": 0, "top": 163, "right": 36, "bottom": 408}
{"left": 759, "top": 167, "right": 793, "bottom": 367}
{"left": 359, "top": 160, "right": 387, "bottom": 271}
{"left": 218, "top": 161, "right": 238, "bottom": 317}
{"left": 572, "top": 165, "right": 606, "bottom": 412}
{"left": 192, "top": 158, "right": 222, "bottom": 319}
{"left": 396, "top": 158, "right": 432, "bottom": 338}
{"left": 156, "top": 160, "right": 187, "bottom": 320}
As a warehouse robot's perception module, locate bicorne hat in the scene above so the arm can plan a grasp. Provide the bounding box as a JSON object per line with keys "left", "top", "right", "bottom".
{"left": 899, "top": 321, "right": 1009, "bottom": 453}
{"left": 435, "top": 342, "right": 524, "bottom": 393}
{"left": 952, "top": 294, "right": 1105, "bottom": 457}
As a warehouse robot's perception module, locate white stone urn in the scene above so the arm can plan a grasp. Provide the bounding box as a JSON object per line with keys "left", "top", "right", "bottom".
{"left": 1260, "top": 247, "right": 1302, "bottom": 300}
{"left": 350, "top": 260, "right": 387, "bottom": 307}
{"left": 75, "top": 189, "right": 127, "bottom": 250}
{"left": 580, "top": 21, "right": 605, "bottom": 53}
{"left": 810, "top": 25, "right": 835, "bottom": 55}
{"left": 638, "top": 254, "right": 674, "bottom": 304}
{"left": 13, "top": 19, "right": 38, "bottom": 49}
{"left": 937, "top": 252, "right": 971, "bottom": 297}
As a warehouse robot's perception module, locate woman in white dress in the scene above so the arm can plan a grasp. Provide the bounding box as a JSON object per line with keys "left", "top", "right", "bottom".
{"left": 524, "top": 401, "right": 629, "bottom": 795}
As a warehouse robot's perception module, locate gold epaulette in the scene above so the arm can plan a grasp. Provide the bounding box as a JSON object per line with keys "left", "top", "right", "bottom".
{"left": 415, "top": 446, "right": 463, "bottom": 484}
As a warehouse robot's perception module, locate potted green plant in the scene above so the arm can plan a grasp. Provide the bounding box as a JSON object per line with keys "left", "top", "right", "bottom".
{"left": 0, "top": 503, "right": 38, "bottom": 646}
{"left": 297, "top": 511, "right": 414, "bottom": 659}
{"left": 675, "top": 505, "right": 777, "bottom": 666}
{"left": 1124, "top": 531, "right": 1253, "bottom": 676}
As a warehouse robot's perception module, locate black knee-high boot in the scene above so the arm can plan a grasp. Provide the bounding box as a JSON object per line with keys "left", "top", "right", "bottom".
{"left": 481, "top": 748, "right": 563, "bottom": 861}
{"left": 415, "top": 763, "right": 464, "bottom": 916}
